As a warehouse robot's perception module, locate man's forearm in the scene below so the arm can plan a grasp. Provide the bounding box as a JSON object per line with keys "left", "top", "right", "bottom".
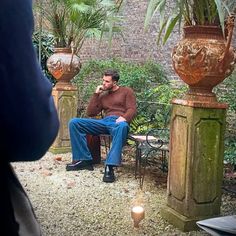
{"left": 122, "top": 108, "right": 137, "bottom": 123}
{"left": 86, "top": 93, "right": 102, "bottom": 117}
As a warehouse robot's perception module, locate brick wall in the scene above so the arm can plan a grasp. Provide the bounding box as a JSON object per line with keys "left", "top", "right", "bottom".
{"left": 79, "top": 0, "right": 236, "bottom": 80}
{"left": 79, "top": 0, "right": 178, "bottom": 78}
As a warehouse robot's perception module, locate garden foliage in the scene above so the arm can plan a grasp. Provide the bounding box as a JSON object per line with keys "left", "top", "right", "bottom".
{"left": 214, "top": 72, "right": 236, "bottom": 165}
{"left": 32, "top": 30, "right": 56, "bottom": 84}
{"left": 72, "top": 59, "right": 187, "bottom": 134}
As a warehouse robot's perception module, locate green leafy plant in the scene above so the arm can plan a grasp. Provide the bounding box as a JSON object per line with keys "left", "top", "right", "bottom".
{"left": 32, "top": 30, "right": 56, "bottom": 84}
{"left": 214, "top": 72, "right": 236, "bottom": 165}
{"left": 72, "top": 58, "right": 187, "bottom": 135}
{"left": 214, "top": 71, "right": 236, "bottom": 112}
{"left": 145, "top": 0, "right": 236, "bottom": 44}
{"left": 224, "top": 137, "right": 236, "bottom": 166}
{"left": 130, "top": 83, "right": 187, "bottom": 134}
{"left": 72, "top": 58, "right": 169, "bottom": 117}
{"left": 34, "top": 0, "right": 123, "bottom": 52}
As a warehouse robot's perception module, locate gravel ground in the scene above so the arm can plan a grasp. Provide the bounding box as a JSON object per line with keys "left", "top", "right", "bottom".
{"left": 12, "top": 150, "right": 236, "bottom": 236}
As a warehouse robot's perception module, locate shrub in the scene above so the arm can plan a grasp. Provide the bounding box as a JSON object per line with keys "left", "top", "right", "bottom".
{"left": 72, "top": 59, "right": 187, "bottom": 134}
{"left": 72, "top": 58, "right": 169, "bottom": 117}
{"left": 214, "top": 72, "right": 236, "bottom": 166}
{"left": 32, "top": 30, "right": 56, "bottom": 84}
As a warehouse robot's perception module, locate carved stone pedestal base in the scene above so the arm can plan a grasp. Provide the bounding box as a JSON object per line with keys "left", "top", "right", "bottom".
{"left": 161, "top": 206, "right": 204, "bottom": 232}
{"left": 161, "top": 99, "right": 227, "bottom": 232}
{"left": 50, "top": 85, "right": 78, "bottom": 154}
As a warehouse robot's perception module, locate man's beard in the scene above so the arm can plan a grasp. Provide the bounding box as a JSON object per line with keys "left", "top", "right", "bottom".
{"left": 104, "top": 84, "right": 114, "bottom": 91}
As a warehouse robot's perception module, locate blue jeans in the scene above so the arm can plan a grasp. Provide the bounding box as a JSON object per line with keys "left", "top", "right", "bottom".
{"left": 68, "top": 116, "right": 129, "bottom": 166}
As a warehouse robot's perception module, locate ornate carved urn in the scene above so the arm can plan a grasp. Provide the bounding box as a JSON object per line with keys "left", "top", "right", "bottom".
{"left": 47, "top": 47, "right": 81, "bottom": 89}
{"left": 172, "top": 16, "right": 235, "bottom": 102}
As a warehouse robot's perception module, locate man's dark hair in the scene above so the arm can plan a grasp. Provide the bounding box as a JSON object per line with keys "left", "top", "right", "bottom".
{"left": 104, "top": 70, "right": 120, "bottom": 82}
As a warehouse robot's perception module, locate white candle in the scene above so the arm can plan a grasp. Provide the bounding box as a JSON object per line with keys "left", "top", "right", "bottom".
{"left": 131, "top": 206, "right": 145, "bottom": 227}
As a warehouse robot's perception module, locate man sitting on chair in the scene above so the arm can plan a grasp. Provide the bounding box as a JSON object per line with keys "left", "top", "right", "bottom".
{"left": 66, "top": 69, "right": 137, "bottom": 183}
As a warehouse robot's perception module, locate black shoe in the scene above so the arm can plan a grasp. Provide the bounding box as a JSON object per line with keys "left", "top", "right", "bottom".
{"left": 66, "top": 160, "right": 94, "bottom": 171}
{"left": 103, "top": 165, "right": 115, "bottom": 183}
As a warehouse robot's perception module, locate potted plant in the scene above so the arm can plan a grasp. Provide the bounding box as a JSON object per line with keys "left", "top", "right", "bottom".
{"left": 34, "top": 0, "right": 122, "bottom": 87}
{"left": 145, "top": 0, "right": 236, "bottom": 101}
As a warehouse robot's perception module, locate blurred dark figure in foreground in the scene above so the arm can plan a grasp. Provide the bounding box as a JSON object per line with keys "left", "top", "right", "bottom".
{"left": 0, "top": 0, "right": 59, "bottom": 235}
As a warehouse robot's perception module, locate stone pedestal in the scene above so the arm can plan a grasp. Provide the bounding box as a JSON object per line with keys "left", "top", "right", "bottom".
{"left": 50, "top": 84, "right": 78, "bottom": 154}
{"left": 161, "top": 99, "right": 227, "bottom": 231}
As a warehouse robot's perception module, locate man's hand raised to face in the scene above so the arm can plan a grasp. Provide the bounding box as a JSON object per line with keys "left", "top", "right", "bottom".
{"left": 95, "top": 85, "right": 104, "bottom": 94}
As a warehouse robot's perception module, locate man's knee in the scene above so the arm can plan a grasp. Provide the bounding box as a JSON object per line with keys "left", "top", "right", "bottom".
{"left": 120, "top": 121, "right": 129, "bottom": 127}
{"left": 68, "top": 118, "right": 82, "bottom": 129}
{"left": 116, "top": 121, "right": 129, "bottom": 131}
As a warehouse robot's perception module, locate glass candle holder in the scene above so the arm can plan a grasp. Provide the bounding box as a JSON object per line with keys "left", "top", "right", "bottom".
{"left": 131, "top": 206, "right": 145, "bottom": 228}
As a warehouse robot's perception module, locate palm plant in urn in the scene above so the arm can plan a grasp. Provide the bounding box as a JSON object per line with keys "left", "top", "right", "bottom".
{"left": 145, "top": 0, "right": 236, "bottom": 102}
{"left": 35, "top": 0, "right": 122, "bottom": 89}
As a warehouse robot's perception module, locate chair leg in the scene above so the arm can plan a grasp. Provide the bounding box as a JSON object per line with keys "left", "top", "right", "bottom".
{"left": 102, "top": 135, "right": 111, "bottom": 157}
{"left": 140, "top": 150, "right": 150, "bottom": 190}
{"left": 135, "top": 143, "right": 141, "bottom": 179}
{"left": 160, "top": 150, "right": 168, "bottom": 172}
{"left": 133, "top": 141, "right": 148, "bottom": 189}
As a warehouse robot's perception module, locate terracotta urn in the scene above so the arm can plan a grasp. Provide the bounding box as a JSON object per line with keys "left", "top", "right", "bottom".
{"left": 172, "top": 17, "right": 235, "bottom": 102}
{"left": 47, "top": 47, "right": 81, "bottom": 89}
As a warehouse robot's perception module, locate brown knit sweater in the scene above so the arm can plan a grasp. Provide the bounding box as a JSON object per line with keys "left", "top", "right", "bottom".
{"left": 86, "top": 87, "right": 137, "bottom": 123}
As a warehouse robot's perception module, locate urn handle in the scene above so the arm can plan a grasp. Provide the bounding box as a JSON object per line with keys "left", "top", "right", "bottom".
{"left": 218, "top": 15, "right": 235, "bottom": 73}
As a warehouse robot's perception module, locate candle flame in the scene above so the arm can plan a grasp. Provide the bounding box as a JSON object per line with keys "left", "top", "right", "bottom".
{"left": 131, "top": 206, "right": 144, "bottom": 213}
